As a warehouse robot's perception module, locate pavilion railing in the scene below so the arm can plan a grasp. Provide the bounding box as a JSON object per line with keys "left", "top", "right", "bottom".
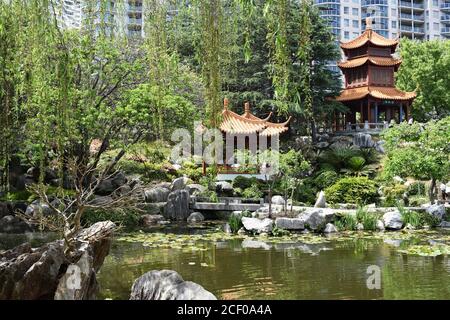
{"left": 319, "top": 121, "right": 390, "bottom": 133}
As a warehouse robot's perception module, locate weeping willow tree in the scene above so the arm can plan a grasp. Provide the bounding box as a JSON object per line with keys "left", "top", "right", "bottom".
{"left": 264, "top": 0, "right": 291, "bottom": 115}
{"left": 297, "top": 0, "right": 314, "bottom": 139}
{"left": 0, "top": 1, "right": 23, "bottom": 191}
{"left": 194, "top": 0, "right": 224, "bottom": 127}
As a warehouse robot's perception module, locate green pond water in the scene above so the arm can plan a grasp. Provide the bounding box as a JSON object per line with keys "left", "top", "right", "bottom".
{"left": 1, "top": 224, "right": 450, "bottom": 300}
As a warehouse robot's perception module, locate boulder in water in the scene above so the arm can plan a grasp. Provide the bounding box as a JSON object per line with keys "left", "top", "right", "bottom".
{"left": 129, "top": 270, "right": 216, "bottom": 300}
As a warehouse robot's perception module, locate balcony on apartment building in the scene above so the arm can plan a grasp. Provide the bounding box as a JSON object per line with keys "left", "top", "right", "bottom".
{"left": 442, "top": 3, "right": 450, "bottom": 12}
{"left": 399, "top": 1, "right": 425, "bottom": 10}
{"left": 400, "top": 24, "right": 425, "bottom": 33}
{"left": 441, "top": 15, "right": 450, "bottom": 22}
{"left": 442, "top": 27, "right": 450, "bottom": 33}
{"left": 399, "top": 13, "right": 425, "bottom": 21}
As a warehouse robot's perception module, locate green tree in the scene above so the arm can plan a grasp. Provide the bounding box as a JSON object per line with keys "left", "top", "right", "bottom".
{"left": 396, "top": 39, "right": 450, "bottom": 121}
{"left": 381, "top": 117, "right": 450, "bottom": 201}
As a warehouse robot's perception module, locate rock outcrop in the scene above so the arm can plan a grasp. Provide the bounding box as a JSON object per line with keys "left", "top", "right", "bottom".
{"left": 275, "top": 217, "right": 304, "bottom": 230}
{"left": 241, "top": 217, "right": 273, "bottom": 234}
{"left": 164, "top": 189, "right": 190, "bottom": 221}
{"left": 130, "top": 270, "right": 216, "bottom": 300}
{"left": 0, "top": 221, "right": 115, "bottom": 300}
{"left": 187, "top": 212, "right": 204, "bottom": 223}
{"left": 382, "top": 210, "right": 403, "bottom": 230}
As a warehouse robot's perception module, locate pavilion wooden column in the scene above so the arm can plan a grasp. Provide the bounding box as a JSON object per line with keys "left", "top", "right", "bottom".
{"left": 360, "top": 100, "right": 363, "bottom": 124}
{"left": 367, "top": 99, "right": 371, "bottom": 123}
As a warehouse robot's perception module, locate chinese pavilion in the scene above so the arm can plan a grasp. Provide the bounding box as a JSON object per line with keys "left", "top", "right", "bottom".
{"left": 215, "top": 98, "right": 291, "bottom": 174}
{"left": 334, "top": 18, "right": 416, "bottom": 131}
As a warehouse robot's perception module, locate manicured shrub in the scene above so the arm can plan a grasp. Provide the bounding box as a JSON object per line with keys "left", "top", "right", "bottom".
{"left": 325, "top": 177, "right": 378, "bottom": 205}
{"left": 383, "top": 184, "right": 407, "bottom": 206}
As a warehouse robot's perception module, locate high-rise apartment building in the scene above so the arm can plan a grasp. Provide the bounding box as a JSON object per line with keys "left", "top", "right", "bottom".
{"left": 315, "top": 0, "right": 450, "bottom": 41}
{"left": 54, "top": 0, "right": 145, "bottom": 37}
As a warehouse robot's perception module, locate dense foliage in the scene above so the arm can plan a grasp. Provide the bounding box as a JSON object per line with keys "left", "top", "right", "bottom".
{"left": 381, "top": 117, "right": 450, "bottom": 200}
{"left": 396, "top": 39, "right": 450, "bottom": 121}
{"left": 325, "top": 176, "right": 378, "bottom": 205}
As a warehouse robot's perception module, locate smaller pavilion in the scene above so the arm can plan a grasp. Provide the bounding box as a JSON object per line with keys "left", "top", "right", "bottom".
{"left": 216, "top": 98, "right": 291, "bottom": 175}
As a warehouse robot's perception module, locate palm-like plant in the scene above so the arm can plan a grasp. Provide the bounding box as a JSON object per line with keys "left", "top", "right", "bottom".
{"left": 341, "top": 156, "right": 374, "bottom": 176}
{"left": 318, "top": 145, "right": 359, "bottom": 170}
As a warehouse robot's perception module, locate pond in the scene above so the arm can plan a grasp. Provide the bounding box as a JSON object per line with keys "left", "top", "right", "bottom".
{"left": 1, "top": 224, "right": 450, "bottom": 300}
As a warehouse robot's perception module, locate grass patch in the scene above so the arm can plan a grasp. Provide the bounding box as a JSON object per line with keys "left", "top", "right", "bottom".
{"left": 334, "top": 213, "right": 358, "bottom": 231}
{"left": 356, "top": 207, "right": 379, "bottom": 231}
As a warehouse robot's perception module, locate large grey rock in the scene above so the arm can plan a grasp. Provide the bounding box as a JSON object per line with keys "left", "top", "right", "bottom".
{"left": 129, "top": 270, "right": 216, "bottom": 300}
{"left": 0, "top": 215, "right": 32, "bottom": 233}
{"left": 141, "top": 214, "right": 165, "bottom": 227}
{"left": 25, "top": 200, "right": 53, "bottom": 217}
{"left": 314, "top": 191, "right": 327, "bottom": 208}
{"left": 187, "top": 212, "right": 204, "bottom": 223}
{"left": 375, "top": 140, "right": 385, "bottom": 153}
{"left": 144, "top": 187, "right": 170, "bottom": 203}
{"left": 171, "top": 177, "right": 189, "bottom": 191}
{"left": 253, "top": 204, "right": 283, "bottom": 218}
{"left": 54, "top": 250, "right": 96, "bottom": 300}
{"left": 111, "top": 172, "right": 127, "bottom": 188}
{"left": 186, "top": 184, "right": 206, "bottom": 196}
{"left": 382, "top": 210, "right": 403, "bottom": 230}
{"left": 164, "top": 189, "right": 190, "bottom": 221}
{"left": 376, "top": 220, "right": 385, "bottom": 231}
{"left": 324, "top": 223, "right": 338, "bottom": 233}
{"left": 0, "top": 221, "right": 115, "bottom": 300}
{"left": 353, "top": 133, "right": 374, "bottom": 148}
{"left": 215, "top": 181, "right": 233, "bottom": 193}
{"left": 439, "top": 221, "right": 450, "bottom": 228}
{"left": 241, "top": 217, "right": 273, "bottom": 234}
{"left": 223, "top": 223, "right": 232, "bottom": 234}
{"left": 299, "top": 208, "right": 335, "bottom": 231}
{"left": 271, "top": 195, "right": 285, "bottom": 205}
{"left": 95, "top": 179, "right": 115, "bottom": 195}
{"left": 316, "top": 141, "right": 329, "bottom": 149}
{"left": 139, "top": 202, "right": 166, "bottom": 215}
{"left": 275, "top": 217, "right": 304, "bottom": 230}
{"left": 425, "top": 204, "right": 446, "bottom": 221}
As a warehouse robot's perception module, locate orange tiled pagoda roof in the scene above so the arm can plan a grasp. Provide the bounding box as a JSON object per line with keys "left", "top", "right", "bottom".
{"left": 338, "top": 56, "right": 402, "bottom": 69}
{"left": 336, "top": 86, "right": 416, "bottom": 102}
{"left": 219, "top": 99, "right": 291, "bottom": 136}
{"left": 340, "top": 28, "right": 398, "bottom": 50}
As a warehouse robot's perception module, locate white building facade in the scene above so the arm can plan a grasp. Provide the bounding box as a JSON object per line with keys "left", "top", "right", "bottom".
{"left": 54, "top": 0, "right": 145, "bottom": 37}
{"left": 315, "top": 0, "right": 450, "bottom": 41}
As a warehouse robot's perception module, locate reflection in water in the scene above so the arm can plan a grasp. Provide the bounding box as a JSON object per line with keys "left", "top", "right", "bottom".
{"left": 1, "top": 228, "right": 448, "bottom": 300}
{"left": 96, "top": 232, "right": 450, "bottom": 300}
